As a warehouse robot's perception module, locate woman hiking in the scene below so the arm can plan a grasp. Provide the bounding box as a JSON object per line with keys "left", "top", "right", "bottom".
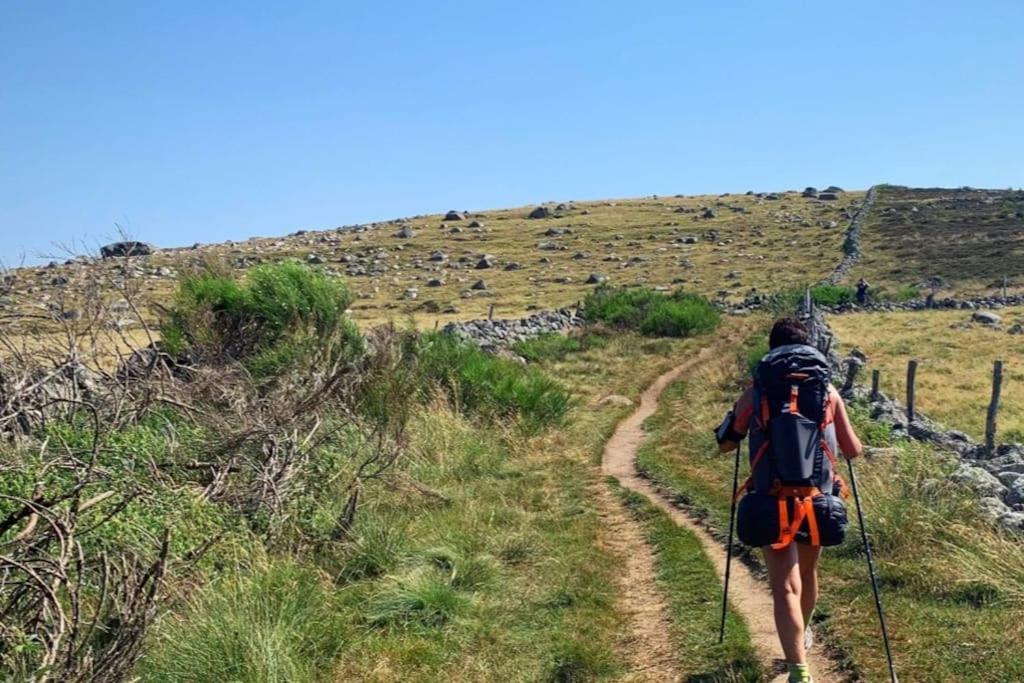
{"left": 715, "top": 318, "right": 862, "bottom": 683}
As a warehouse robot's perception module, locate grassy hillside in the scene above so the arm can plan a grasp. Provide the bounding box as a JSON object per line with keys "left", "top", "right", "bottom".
{"left": 832, "top": 307, "right": 1024, "bottom": 440}
{"left": 4, "top": 189, "right": 862, "bottom": 329}
{"left": 849, "top": 184, "right": 1024, "bottom": 297}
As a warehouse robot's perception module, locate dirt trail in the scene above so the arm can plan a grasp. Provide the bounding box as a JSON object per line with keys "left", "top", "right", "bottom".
{"left": 602, "top": 351, "right": 846, "bottom": 683}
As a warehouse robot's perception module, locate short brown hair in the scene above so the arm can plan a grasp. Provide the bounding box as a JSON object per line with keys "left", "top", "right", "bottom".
{"left": 769, "top": 317, "right": 809, "bottom": 349}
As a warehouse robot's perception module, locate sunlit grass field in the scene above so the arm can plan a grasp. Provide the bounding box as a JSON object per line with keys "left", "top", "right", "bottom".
{"left": 831, "top": 307, "right": 1024, "bottom": 441}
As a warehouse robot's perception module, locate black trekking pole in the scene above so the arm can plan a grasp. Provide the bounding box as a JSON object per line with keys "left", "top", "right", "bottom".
{"left": 719, "top": 445, "right": 742, "bottom": 644}
{"left": 846, "top": 457, "right": 898, "bottom": 682}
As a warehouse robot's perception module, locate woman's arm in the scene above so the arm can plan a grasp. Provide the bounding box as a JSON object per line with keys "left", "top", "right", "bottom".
{"left": 832, "top": 391, "right": 863, "bottom": 458}
{"left": 717, "top": 386, "right": 753, "bottom": 452}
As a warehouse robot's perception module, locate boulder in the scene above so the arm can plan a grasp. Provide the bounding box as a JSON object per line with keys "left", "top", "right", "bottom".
{"left": 586, "top": 273, "right": 607, "bottom": 284}
{"left": 950, "top": 464, "right": 1006, "bottom": 498}
{"left": 1006, "top": 478, "right": 1024, "bottom": 507}
{"left": 971, "top": 311, "right": 1002, "bottom": 326}
{"left": 597, "top": 394, "right": 633, "bottom": 407}
{"left": 393, "top": 226, "right": 416, "bottom": 239}
{"left": 468, "top": 220, "right": 484, "bottom": 228}
{"left": 817, "top": 192, "right": 839, "bottom": 201}
{"left": 528, "top": 206, "right": 551, "bottom": 219}
{"left": 100, "top": 241, "right": 153, "bottom": 258}
{"left": 504, "top": 262, "right": 522, "bottom": 271}
{"left": 476, "top": 255, "right": 495, "bottom": 269}
{"left": 444, "top": 210, "right": 465, "bottom": 221}
{"left": 701, "top": 208, "right": 717, "bottom": 219}
{"left": 471, "top": 279, "right": 487, "bottom": 290}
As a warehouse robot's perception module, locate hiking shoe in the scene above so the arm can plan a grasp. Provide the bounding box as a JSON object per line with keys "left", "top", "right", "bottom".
{"left": 787, "top": 662, "right": 813, "bottom": 683}
{"left": 804, "top": 625, "right": 814, "bottom": 652}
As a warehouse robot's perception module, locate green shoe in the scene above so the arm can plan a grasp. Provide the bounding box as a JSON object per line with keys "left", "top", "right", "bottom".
{"left": 787, "top": 661, "right": 813, "bottom": 683}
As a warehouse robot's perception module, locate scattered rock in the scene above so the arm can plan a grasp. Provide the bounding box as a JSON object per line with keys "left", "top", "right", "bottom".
{"left": 950, "top": 464, "right": 1006, "bottom": 498}
{"left": 586, "top": 273, "right": 607, "bottom": 284}
{"left": 393, "top": 226, "right": 416, "bottom": 239}
{"left": 444, "top": 210, "right": 465, "bottom": 221}
{"left": 100, "top": 241, "right": 153, "bottom": 258}
{"left": 471, "top": 279, "right": 487, "bottom": 290}
{"left": 597, "top": 394, "right": 633, "bottom": 407}
{"left": 476, "top": 255, "right": 496, "bottom": 269}
{"left": 528, "top": 206, "right": 551, "bottom": 219}
{"left": 972, "top": 311, "right": 1002, "bottom": 326}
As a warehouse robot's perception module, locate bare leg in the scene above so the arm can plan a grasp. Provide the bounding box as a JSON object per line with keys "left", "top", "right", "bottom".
{"left": 797, "top": 543, "right": 822, "bottom": 628}
{"left": 762, "top": 544, "right": 805, "bottom": 664}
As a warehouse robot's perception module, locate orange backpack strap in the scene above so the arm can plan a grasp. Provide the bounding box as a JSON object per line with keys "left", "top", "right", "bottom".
{"left": 770, "top": 494, "right": 821, "bottom": 550}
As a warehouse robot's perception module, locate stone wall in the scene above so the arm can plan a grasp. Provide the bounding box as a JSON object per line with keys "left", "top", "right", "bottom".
{"left": 822, "top": 185, "right": 878, "bottom": 285}
{"left": 440, "top": 308, "right": 584, "bottom": 349}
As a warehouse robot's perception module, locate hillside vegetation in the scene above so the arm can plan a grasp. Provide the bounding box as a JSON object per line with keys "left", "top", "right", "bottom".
{"left": 849, "top": 184, "right": 1024, "bottom": 297}
{"left": 3, "top": 189, "right": 862, "bottom": 330}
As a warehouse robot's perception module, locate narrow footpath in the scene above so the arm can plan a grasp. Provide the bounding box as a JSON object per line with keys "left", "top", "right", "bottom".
{"left": 601, "top": 350, "right": 847, "bottom": 683}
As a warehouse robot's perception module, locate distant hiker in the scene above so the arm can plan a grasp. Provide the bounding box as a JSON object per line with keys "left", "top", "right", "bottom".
{"left": 715, "top": 318, "right": 863, "bottom": 683}
{"left": 855, "top": 278, "right": 870, "bottom": 305}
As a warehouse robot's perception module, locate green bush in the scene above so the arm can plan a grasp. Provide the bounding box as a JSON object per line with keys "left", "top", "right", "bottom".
{"left": 162, "top": 262, "right": 363, "bottom": 378}
{"left": 415, "top": 333, "right": 571, "bottom": 432}
{"left": 512, "top": 332, "right": 606, "bottom": 362}
{"left": 582, "top": 286, "right": 720, "bottom": 337}
{"left": 809, "top": 283, "right": 857, "bottom": 306}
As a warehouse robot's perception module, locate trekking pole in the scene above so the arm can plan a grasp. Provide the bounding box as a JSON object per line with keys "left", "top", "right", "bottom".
{"left": 846, "top": 457, "right": 898, "bottom": 682}
{"left": 719, "top": 445, "right": 742, "bottom": 644}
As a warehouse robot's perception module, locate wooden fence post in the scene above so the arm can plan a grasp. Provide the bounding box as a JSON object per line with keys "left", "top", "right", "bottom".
{"left": 986, "top": 360, "right": 1005, "bottom": 454}
{"left": 434, "top": 320, "right": 439, "bottom": 331}
{"left": 1004, "top": 275, "right": 1009, "bottom": 300}
{"left": 871, "top": 369, "right": 880, "bottom": 401}
{"left": 488, "top": 303, "right": 495, "bottom": 320}
{"left": 906, "top": 360, "right": 918, "bottom": 421}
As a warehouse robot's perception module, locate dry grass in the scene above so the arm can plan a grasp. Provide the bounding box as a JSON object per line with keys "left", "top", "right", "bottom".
{"left": 5, "top": 190, "right": 863, "bottom": 331}
{"left": 831, "top": 307, "right": 1024, "bottom": 440}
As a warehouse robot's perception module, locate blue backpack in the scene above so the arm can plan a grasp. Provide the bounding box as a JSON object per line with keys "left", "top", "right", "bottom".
{"left": 736, "top": 344, "right": 849, "bottom": 549}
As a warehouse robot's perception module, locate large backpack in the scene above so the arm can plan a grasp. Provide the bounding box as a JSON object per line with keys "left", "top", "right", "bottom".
{"left": 736, "top": 344, "right": 849, "bottom": 549}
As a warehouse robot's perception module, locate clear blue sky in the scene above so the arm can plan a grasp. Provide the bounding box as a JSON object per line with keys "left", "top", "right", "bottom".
{"left": 2, "top": 1, "right": 1021, "bottom": 265}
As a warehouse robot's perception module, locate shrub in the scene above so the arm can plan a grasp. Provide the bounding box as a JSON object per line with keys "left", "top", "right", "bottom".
{"left": 582, "top": 286, "right": 720, "bottom": 338}
{"left": 639, "top": 295, "right": 721, "bottom": 337}
{"left": 161, "top": 262, "right": 363, "bottom": 378}
{"left": 809, "top": 283, "right": 856, "bottom": 306}
{"left": 511, "top": 332, "right": 606, "bottom": 362}
{"left": 415, "top": 333, "right": 571, "bottom": 432}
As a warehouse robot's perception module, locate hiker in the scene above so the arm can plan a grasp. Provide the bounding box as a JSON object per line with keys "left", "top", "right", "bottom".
{"left": 855, "top": 278, "right": 870, "bottom": 305}
{"left": 715, "top": 318, "right": 863, "bottom": 683}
